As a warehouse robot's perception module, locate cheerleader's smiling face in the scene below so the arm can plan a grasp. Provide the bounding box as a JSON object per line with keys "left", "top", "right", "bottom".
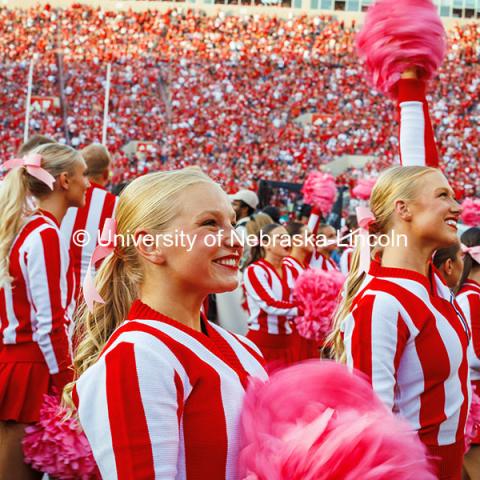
{"left": 403, "top": 171, "right": 461, "bottom": 248}
{"left": 152, "top": 182, "right": 243, "bottom": 295}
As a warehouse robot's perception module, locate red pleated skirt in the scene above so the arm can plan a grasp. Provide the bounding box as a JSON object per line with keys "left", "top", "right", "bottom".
{"left": 0, "top": 344, "right": 51, "bottom": 424}
{"left": 472, "top": 380, "right": 480, "bottom": 445}
{"left": 246, "top": 330, "right": 297, "bottom": 367}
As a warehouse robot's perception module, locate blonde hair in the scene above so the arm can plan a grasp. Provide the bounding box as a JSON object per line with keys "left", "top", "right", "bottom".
{"left": 329, "top": 165, "right": 438, "bottom": 361}
{"left": 0, "top": 143, "right": 82, "bottom": 287}
{"left": 63, "top": 167, "right": 216, "bottom": 408}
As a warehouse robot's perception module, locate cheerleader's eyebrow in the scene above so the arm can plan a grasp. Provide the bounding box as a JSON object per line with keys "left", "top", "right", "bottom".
{"left": 195, "top": 210, "right": 236, "bottom": 222}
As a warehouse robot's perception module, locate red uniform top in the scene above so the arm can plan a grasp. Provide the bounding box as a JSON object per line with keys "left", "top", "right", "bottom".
{"left": 457, "top": 279, "right": 480, "bottom": 382}
{"left": 74, "top": 300, "right": 267, "bottom": 480}
{"left": 243, "top": 259, "right": 298, "bottom": 335}
{"left": 0, "top": 210, "right": 73, "bottom": 374}
{"left": 344, "top": 260, "right": 470, "bottom": 446}
{"left": 61, "top": 183, "right": 118, "bottom": 301}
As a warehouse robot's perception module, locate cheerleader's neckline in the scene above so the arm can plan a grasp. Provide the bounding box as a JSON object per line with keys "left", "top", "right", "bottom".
{"left": 127, "top": 299, "right": 209, "bottom": 337}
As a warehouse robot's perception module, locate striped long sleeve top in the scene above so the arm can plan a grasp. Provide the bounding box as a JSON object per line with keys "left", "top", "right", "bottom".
{"left": 243, "top": 259, "right": 298, "bottom": 335}
{"left": 74, "top": 300, "right": 267, "bottom": 480}
{"left": 457, "top": 279, "right": 480, "bottom": 381}
{"left": 397, "top": 78, "right": 439, "bottom": 167}
{"left": 0, "top": 210, "right": 73, "bottom": 374}
{"left": 343, "top": 260, "right": 470, "bottom": 446}
{"left": 61, "top": 183, "right": 118, "bottom": 301}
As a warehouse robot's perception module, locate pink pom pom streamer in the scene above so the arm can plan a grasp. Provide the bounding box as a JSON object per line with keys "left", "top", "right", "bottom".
{"left": 293, "top": 268, "right": 345, "bottom": 341}
{"left": 301, "top": 171, "right": 336, "bottom": 216}
{"left": 461, "top": 198, "right": 480, "bottom": 227}
{"left": 352, "top": 177, "right": 377, "bottom": 201}
{"left": 239, "top": 361, "right": 435, "bottom": 480}
{"left": 465, "top": 386, "right": 480, "bottom": 452}
{"left": 356, "top": 0, "right": 447, "bottom": 96}
{"left": 23, "top": 395, "right": 100, "bottom": 480}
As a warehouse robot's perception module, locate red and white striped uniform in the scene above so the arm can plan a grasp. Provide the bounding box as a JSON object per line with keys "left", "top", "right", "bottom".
{"left": 305, "top": 207, "right": 339, "bottom": 271}
{"left": 310, "top": 252, "right": 339, "bottom": 271}
{"left": 0, "top": 211, "right": 73, "bottom": 374}
{"left": 73, "top": 300, "right": 267, "bottom": 480}
{"left": 61, "top": 182, "right": 117, "bottom": 300}
{"left": 343, "top": 260, "right": 470, "bottom": 447}
{"left": 457, "top": 279, "right": 480, "bottom": 381}
{"left": 339, "top": 247, "right": 354, "bottom": 275}
{"left": 282, "top": 255, "right": 306, "bottom": 286}
{"left": 397, "top": 78, "right": 439, "bottom": 167}
{"left": 243, "top": 259, "right": 298, "bottom": 335}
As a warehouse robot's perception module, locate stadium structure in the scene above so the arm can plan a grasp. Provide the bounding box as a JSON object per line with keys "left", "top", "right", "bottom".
{"left": 7, "top": 0, "right": 480, "bottom": 21}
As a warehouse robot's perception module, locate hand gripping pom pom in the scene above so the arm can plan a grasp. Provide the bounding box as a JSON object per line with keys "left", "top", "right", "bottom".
{"left": 293, "top": 268, "right": 345, "bottom": 341}
{"left": 356, "top": 0, "right": 447, "bottom": 96}
{"left": 301, "top": 171, "right": 337, "bottom": 216}
{"left": 23, "top": 395, "right": 100, "bottom": 480}
{"left": 461, "top": 198, "right": 480, "bottom": 227}
{"left": 239, "top": 361, "right": 435, "bottom": 480}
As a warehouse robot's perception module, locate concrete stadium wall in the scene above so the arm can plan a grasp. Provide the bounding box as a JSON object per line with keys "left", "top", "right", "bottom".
{"left": 3, "top": 0, "right": 479, "bottom": 27}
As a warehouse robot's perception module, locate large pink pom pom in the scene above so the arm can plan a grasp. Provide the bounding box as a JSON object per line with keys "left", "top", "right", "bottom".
{"left": 301, "top": 171, "right": 337, "bottom": 216}
{"left": 294, "top": 268, "right": 345, "bottom": 341}
{"left": 465, "top": 386, "right": 480, "bottom": 452}
{"left": 352, "top": 177, "right": 377, "bottom": 201}
{"left": 239, "top": 361, "right": 435, "bottom": 480}
{"left": 461, "top": 198, "right": 480, "bottom": 227}
{"left": 23, "top": 395, "right": 100, "bottom": 480}
{"left": 356, "top": 0, "right": 447, "bottom": 95}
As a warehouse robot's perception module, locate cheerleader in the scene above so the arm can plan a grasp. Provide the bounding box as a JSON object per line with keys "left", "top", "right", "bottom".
{"left": 306, "top": 207, "right": 339, "bottom": 271}
{"left": 283, "top": 222, "right": 319, "bottom": 360}
{"left": 61, "top": 144, "right": 118, "bottom": 303}
{"left": 330, "top": 165, "right": 469, "bottom": 479}
{"left": 456, "top": 228, "right": 480, "bottom": 479}
{"left": 64, "top": 167, "right": 267, "bottom": 479}
{"left": 0, "top": 143, "right": 88, "bottom": 479}
{"left": 243, "top": 223, "right": 299, "bottom": 365}
{"left": 432, "top": 242, "right": 464, "bottom": 290}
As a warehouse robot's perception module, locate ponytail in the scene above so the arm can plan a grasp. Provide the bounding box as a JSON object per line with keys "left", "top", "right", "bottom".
{"left": 63, "top": 253, "right": 141, "bottom": 409}
{"left": 0, "top": 142, "right": 81, "bottom": 287}
{"left": 0, "top": 168, "right": 31, "bottom": 286}
{"left": 327, "top": 241, "right": 367, "bottom": 362}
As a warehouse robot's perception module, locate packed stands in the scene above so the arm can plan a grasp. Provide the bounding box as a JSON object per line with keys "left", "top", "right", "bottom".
{"left": 0, "top": 5, "right": 478, "bottom": 196}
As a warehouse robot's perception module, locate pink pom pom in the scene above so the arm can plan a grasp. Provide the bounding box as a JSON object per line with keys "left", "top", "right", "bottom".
{"left": 461, "top": 198, "right": 480, "bottom": 227}
{"left": 23, "top": 395, "right": 100, "bottom": 480}
{"left": 352, "top": 177, "right": 377, "bottom": 201}
{"left": 294, "top": 268, "right": 345, "bottom": 341}
{"left": 356, "top": 0, "right": 447, "bottom": 95}
{"left": 239, "top": 361, "right": 435, "bottom": 480}
{"left": 301, "top": 171, "right": 337, "bottom": 216}
{"left": 465, "top": 386, "right": 480, "bottom": 452}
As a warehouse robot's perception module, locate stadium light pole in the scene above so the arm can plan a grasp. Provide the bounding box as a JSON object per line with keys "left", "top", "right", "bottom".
{"left": 102, "top": 63, "right": 112, "bottom": 145}
{"left": 23, "top": 55, "right": 37, "bottom": 143}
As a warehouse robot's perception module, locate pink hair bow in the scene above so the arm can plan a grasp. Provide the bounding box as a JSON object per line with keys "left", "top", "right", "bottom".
{"left": 2, "top": 153, "right": 55, "bottom": 190}
{"left": 461, "top": 244, "right": 480, "bottom": 264}
{"left": 83, "top": 218, "right": 117, "bottom": 312}
{"left": 356, "top": 206, "right": 376, "bottom": 274}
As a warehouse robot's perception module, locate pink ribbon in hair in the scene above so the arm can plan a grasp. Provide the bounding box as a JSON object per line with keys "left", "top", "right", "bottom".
{"left": 2, "top": 153, "right": 55, "bottom": 190}
{"left": 83, "top": 218, "right": 117, "bottom": 312}
{"left": 461, "top": 244, "right": 480, "bottom": 264}
{"left": 356, "top": 206, "right": 376, "bottom": 274}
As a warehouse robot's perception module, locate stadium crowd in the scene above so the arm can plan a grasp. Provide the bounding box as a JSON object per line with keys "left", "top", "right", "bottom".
{"left": 0, "top": 4, "right": 479, "bottom": 197}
